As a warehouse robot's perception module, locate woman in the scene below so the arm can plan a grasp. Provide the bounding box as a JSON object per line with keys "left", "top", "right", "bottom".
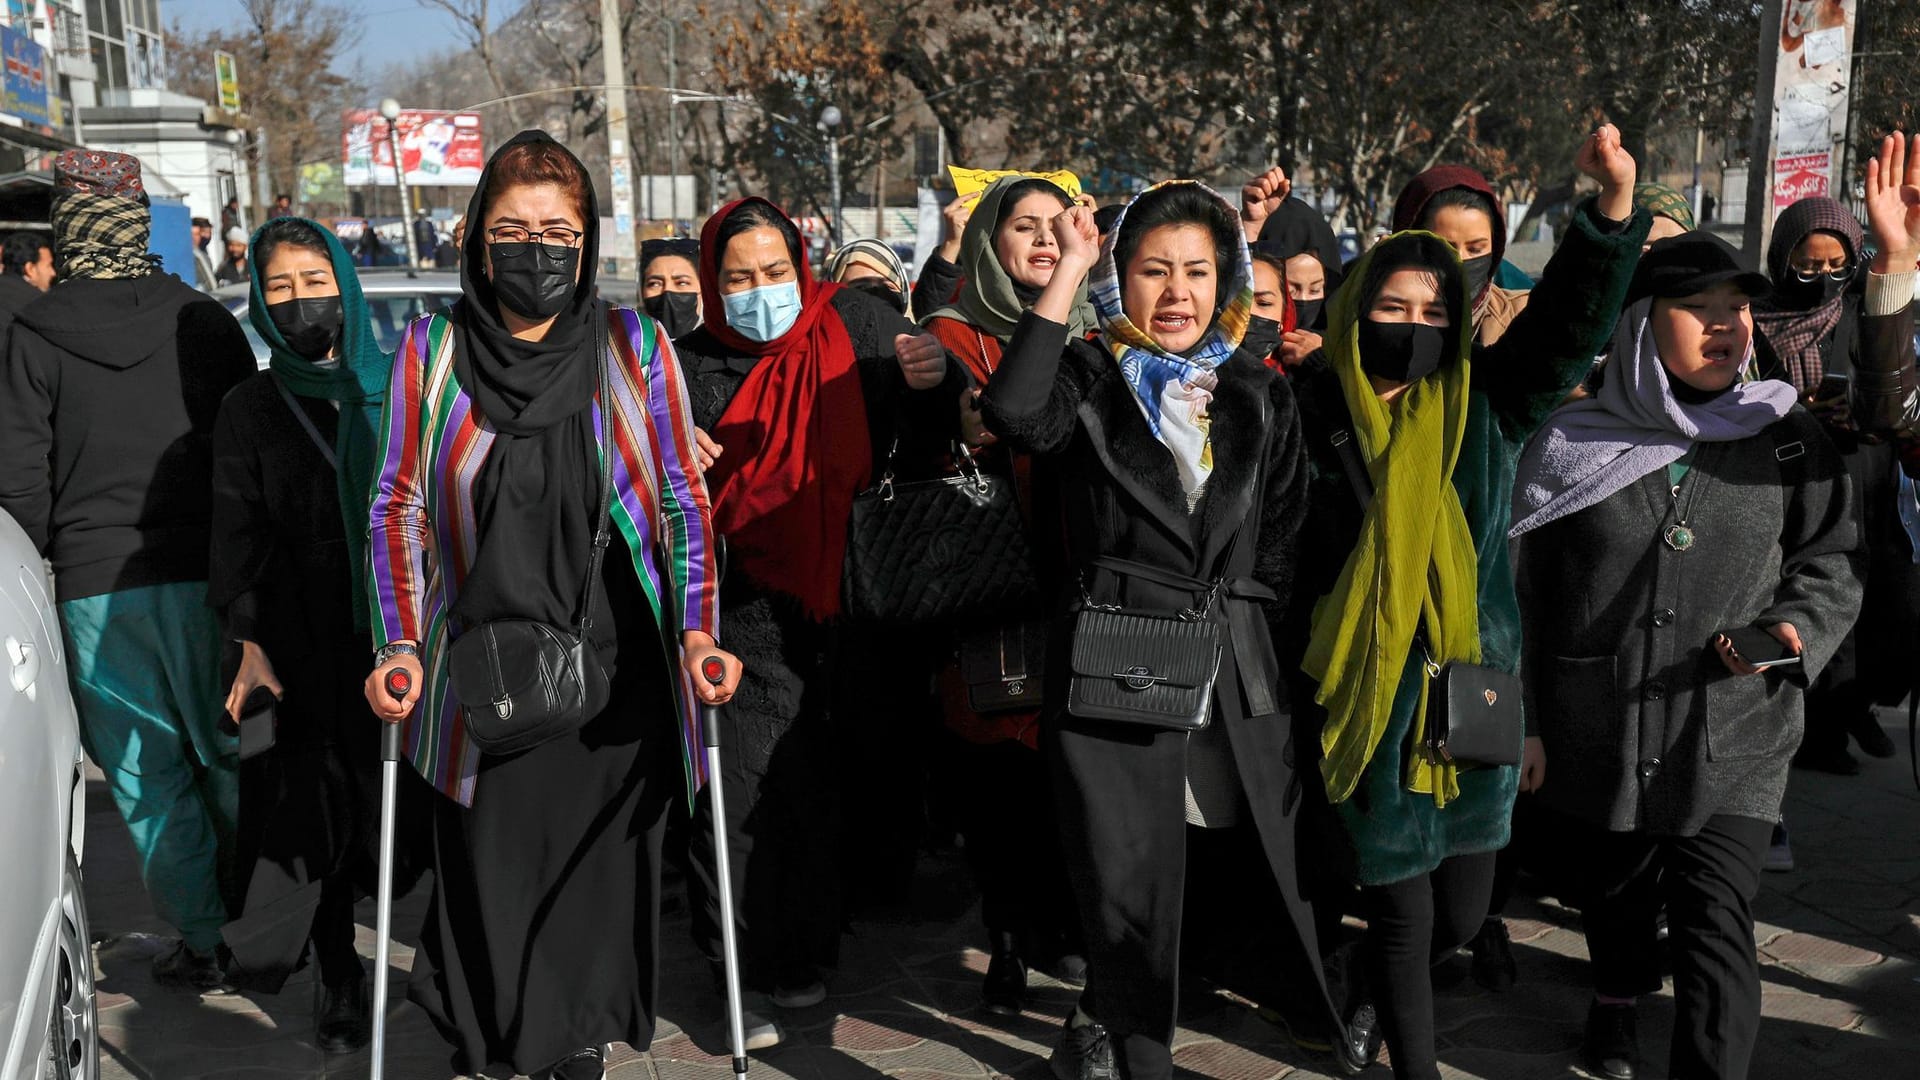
{"left": 362, "top": 131, "right": 738, "bottom": 1080}
{"left": 1751, "top": 134, "right": 1920, "bottom": 778}
{"left": 1513, "top": 231, "right": 1862, "bottom": 1080}
{"left": 210, "top": 217, "right": 413, "bottom": 1052}
{"left": 1248, "top": 250, "right": 1297, "bottom": 369}
{"left": 979, "top": 180, "right": 1348, "bottom": 1080}
{"left": 1286, "top": 126, "right": 1646, "bottom": 1080}
{"left": 674, "top": 197, "right": 963, "bottom": 1021}
{"left": 921, "top": 173, "right": 1093, "bottom": 1014}
{"left": 1242, "top": 168, "right": 1341, "bottom": 367}
{"left": 1390, "top": 165, "right": 1530, "bottom": 346}
{"left": 826, "top": 237, "right": 915, "bottom": 317}
{"left": 641, "top": 236, "right": 702, "bottom": 339}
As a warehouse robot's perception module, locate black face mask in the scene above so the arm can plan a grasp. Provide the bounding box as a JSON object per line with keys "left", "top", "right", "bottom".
{"left": 1358, "top": 319, "right": 1449, "bottom": 384}
{"left": 1461, "top": 253, "right": 1494, "bottom": 299}
{"left": 643, "top": 291, "right": 701, "bottom": 339}
{"left": 1242, "top": 314, "right": 1283, "bottom": 360}
{"left": 266, "top": 295, "right": 344, "bottom": 362}
{"left": 1777, "top": 272, "right": 1847, "bottom": 310}
{"left": 1294, "top": 298, "right": 1325, "bottom": 331}
{"left": 488, "top": 241, "right": 579, "bottom": 320}
{"left": 847, "top": 277, "right": 908, "bottom": 314}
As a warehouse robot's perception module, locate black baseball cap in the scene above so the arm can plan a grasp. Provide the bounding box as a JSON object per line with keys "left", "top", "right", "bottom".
{"left": 1629, "top": 231, "right": 1771, "bottom": 304}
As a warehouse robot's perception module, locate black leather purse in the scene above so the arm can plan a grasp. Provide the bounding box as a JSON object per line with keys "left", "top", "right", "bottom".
{"left": 447, "top": 317, "right": 618, "bottom": 757}
{"left": 843, "top": 440, "right": 1037, "bottom": 626}
{"left": 959, "top": 620, "right": 1048, "bottom": 713}
{"left": 1327, "top": 427, "right": 1523, "bottom": 769}
{"left": 1064, "top": 556, "right": 1229, "bottom": 733}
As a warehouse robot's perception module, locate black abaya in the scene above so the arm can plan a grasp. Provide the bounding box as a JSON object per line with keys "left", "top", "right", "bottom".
{"left": 410, "top": 544, "right": 679, "bottom": 1076}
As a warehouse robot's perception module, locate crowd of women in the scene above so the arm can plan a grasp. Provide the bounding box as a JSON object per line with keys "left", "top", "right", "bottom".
{"left": 9, "top": 113, "right": 1919, "bottom": 1080}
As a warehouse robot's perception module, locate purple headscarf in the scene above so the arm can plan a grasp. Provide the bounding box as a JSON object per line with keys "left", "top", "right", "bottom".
{"left": 1511, "top": 299, "right": 1800, "bottom": 537}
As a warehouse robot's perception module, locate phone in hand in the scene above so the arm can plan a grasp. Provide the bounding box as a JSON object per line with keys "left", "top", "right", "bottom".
{"left": 236, "top": 685, "right": 278, "bottom": 760}
{"left": 1812, "top": 372, "right": 1850, "bottom": 404}
{"left": 1720, "top": 626, "right": 1802, "bottom": 670}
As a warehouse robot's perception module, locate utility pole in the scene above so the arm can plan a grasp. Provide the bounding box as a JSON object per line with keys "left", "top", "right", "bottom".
{"left": 601, "top": 0, "right": 636, "bottom": 276}
{"left": 665, "top": 3, "right": 679, "bottom": 229}
{"left": 1743, "top": 0, "right": 1785, "bottom": 264}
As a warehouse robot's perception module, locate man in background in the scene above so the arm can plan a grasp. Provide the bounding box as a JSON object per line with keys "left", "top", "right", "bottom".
{"left": 0, "top": 231, "right": 55, "bottom": 322}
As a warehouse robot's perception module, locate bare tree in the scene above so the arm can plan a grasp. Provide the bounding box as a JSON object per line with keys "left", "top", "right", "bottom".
{"left": 417, "top": 0, "right": 526, "bottom": 127}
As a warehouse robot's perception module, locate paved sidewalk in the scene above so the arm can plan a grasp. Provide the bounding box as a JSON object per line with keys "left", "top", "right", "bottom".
{"left": 89, "top": 708, "right": 1920, "bottom": 1080}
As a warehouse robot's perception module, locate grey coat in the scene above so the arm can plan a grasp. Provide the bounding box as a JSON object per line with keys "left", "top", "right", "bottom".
{"left": 1517, "top": 406, "right": 1863, "bottom": 836}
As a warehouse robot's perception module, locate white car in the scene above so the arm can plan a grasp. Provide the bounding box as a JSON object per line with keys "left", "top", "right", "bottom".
{"left": 0, "top": 511, "right": 96, "bottom": 1080}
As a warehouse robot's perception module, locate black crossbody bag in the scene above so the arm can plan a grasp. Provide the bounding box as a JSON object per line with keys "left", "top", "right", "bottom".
{"left": 447, "top": 316, "right": 619, "bottom": 757}
{"left": 1327, "top": 428, "right": 1522, "bottom": 768}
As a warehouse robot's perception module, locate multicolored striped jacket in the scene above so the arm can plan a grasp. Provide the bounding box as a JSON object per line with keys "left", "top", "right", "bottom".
{"left": 367, "top": 306, "right": 720, "bottom": 804}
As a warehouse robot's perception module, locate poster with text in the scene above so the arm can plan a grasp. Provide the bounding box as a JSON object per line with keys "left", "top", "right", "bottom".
{"left": 342, "top": 109, "right": 485, "bottom": 187}
{"left": 1769, "top": 1, "right": 1854, "bottom": 226}
{"left": 0, "top": 23, "right": 48, "bottom": 126}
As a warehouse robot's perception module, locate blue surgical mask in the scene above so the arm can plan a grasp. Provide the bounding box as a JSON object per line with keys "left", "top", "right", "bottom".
{"left": 723, "top": 280, "right": 803, "bottom": 343}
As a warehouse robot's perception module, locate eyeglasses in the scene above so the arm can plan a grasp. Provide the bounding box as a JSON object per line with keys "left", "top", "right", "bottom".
{"left": 486, "top": 225, "right": 584, "bottom": 247}
{"left": 1790, "top": 263, "right": 1853, "bottom": 284}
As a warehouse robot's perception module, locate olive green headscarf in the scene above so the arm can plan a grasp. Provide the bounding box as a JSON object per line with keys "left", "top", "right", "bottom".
{"left": 1303, "top": 231, "right": 1481, "bottom": 808}
{"left": 927, "top": 174, "right": 1095, "bottom": 341}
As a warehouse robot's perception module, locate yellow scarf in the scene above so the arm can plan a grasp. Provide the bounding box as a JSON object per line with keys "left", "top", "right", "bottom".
{"left": 1303, "top": 233, "right": 1481, "bottom": 807}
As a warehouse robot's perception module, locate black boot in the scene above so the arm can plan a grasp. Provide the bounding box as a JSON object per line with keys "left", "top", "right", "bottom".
{"left": 982, "top": 930, "right": 1028, "bottom": 1015}
{"left": 537, "top": 1046, "right": 606, "bottom": 1080}
{"left": 1468, "top": 918, "right": 1517, "bottom": 992}
{"left": 1049, "top": 1013, "right": 1118, "bottom": 1080}
{"left": 316, "top": 974, "right": 371, "bottom": 1054}
{"left": 1581, "top": 1001, "right": 1638, "bottom": 1080}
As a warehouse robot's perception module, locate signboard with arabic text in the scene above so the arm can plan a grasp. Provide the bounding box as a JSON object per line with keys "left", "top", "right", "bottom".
{"left": 0, "top": 24, "right": 48, "bottom": 126}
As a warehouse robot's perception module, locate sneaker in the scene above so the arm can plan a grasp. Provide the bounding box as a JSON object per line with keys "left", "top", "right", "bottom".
{"left": 1049, "top": 1015, "right": 1118, "bottom": 1080}
{"left": 316, "top": 975, "right": 371, "bottom": 1054}
{"left": 1468, "top": 917, "right": 1517, "bottom": 992}
{"left": 1581, "top": 1001, "right": 1638, "bottom": 1080}
{"left": 728, "top": 994, "right": 784, "bottom": 1052}
{"left": 152, "top": 940, "right": 224, "bottom": 991}
{"left": 535, "top": 1046, "right": 605, "bottom": 1080}
{"left": 771, "top": 980, "right": 827, "bottom": 1009}
{"left": 1765, "top": 822, "right": 1795, "bottom": 873}
{"left": 1849, "top": 712, "right": 1896, "bottom": 758}
{"left": 1792, "top": 742, "right": 1861, "bottom": 775}
{"left": 1337, "top": 1001, "right": 1382, "bottom": 1075}
{"left": 982, "top": 932, "right": 1028, "bottom": 1015}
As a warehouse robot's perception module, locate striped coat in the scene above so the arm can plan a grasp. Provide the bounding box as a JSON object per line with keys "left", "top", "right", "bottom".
{"left": 368, "top": 307, "right": 720, "bottom": 804}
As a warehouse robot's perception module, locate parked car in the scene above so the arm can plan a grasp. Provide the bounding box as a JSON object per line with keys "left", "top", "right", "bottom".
{"left": 215, "top": 267, "right": 640, "bottom": 368}
{"left": 0, "top": 511, "right": 95, "bottom": 1080}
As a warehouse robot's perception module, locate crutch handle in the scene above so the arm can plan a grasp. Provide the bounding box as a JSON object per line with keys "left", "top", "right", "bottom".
{"left": 702, "top": 656, "right": 727, "bottom": 686}
{"left": 381, "top": 668, "right": 410, "bottom": 762}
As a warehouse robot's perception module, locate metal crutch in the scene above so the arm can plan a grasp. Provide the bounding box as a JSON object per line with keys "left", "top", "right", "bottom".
{"left": 700, "top": 656, "right": 750, "bottom": 1080}
{"left": 371, "top": 667, "right": 411, "bottom": 1080}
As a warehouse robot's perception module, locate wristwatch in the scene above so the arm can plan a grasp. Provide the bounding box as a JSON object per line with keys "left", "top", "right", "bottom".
{"left": 373, "top": 642, "right": 419, "bottom": 666}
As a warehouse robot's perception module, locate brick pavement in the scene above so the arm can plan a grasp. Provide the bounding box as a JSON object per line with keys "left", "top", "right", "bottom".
{"left": 87, "top": 708, "right": 1920, "bottom": 1080}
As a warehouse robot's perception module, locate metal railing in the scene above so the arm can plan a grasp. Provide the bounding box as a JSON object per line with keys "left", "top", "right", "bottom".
{"left": 46, "top": 0, "right": 88, "bottom": 58}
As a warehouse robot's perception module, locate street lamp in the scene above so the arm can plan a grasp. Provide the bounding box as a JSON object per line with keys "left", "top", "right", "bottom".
{"left": 379, "top": 97, "right": 420, "bottom": 272}
{"left": 818, "top": 105, "right": 843, "bottom": 247}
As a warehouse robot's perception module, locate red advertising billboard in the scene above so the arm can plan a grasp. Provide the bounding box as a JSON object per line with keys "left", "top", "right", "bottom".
{"left": 343, "top": 108, "right": 485, "bottom": 187}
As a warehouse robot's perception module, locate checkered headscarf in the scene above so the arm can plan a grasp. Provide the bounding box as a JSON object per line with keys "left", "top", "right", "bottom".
{"left": 52, "top": 191, "right": 159, "bottom": 280}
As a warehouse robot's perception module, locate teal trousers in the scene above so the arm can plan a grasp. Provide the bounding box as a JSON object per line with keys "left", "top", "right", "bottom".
{"left": 60, "top": 582, "right": 236, "bottom": 953}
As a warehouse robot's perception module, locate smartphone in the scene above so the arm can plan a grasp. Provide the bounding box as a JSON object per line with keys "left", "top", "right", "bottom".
{"left": 1721, "top": 627, "right": 1802, "bottom": 670}
{"left": 237, "top": 685, "right": 278, "bottom": 760}
{"left": 1812, "top": 372, "right": 1849, "bottom": 404}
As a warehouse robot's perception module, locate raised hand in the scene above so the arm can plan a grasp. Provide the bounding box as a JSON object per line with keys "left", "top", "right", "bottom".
{"left": 936, "top": 192, "right": 978, "bottom": 263}
{"left": 1865, "top": 132, "right": 1920, "bottom": 270}
{"left": 1576, "top": 123, "right": 1637, "bottom": 221}
{"left": 1240, "top": 166, "right": 1292, "bottom": 239}
{"left": 1049, "top": 204, "right": 1101, "bottom": 270}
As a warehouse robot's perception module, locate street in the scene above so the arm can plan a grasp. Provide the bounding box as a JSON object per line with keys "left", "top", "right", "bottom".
{"left": 85, "top": 707, "right": 1920, "bottom": 1080}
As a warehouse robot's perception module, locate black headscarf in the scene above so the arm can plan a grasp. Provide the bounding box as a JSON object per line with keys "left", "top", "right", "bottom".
{"left": 450, "top": 130, "right": 612, "bottom": 631}
{"left": 1254, "top": 197, "right": 1344, "bottom": 288}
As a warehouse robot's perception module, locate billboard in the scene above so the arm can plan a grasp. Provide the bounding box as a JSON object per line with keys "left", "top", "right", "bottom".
{"left": 214, "top": 50, "right": 240, "bottom": 113}
{"left": 1, "top": 23, "right": 48, "bottom": 126}
{"left": 343, "top": 109, "right": 485, "bottom": 187}
{"left": 1766, "top": 2, "right": 1855, "bottom": 221}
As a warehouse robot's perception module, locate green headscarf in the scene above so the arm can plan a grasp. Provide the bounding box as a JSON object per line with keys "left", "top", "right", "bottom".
{"left": 1633, "top": 182, "right": 1696, "bottom": 231}
{"left": 246, "top": 217, "right": 392, "bottom": 630}
{"left": 927, "top": 174, "right": 1095, "bottom": 340}
{"left": 1303, "top": 231, "right": 1481, "bottom": 808}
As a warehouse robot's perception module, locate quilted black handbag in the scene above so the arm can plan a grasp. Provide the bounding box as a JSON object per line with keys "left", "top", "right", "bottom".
{"left": 1064, "top": 556, "right": 1231, "bottom": 732}
{"left": 447, "top": 314, "right": 619, "bottom": 756}
{"left": 842, "top": 441, "right": 1037, "bottom": 626}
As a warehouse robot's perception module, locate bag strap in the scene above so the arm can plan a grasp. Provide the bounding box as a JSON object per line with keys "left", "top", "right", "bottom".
{"left": 1084, "top": 518, "right": 1254, "bottom": 619}
{"left": 576, "top": 309, "right": 618, "bottom": 632}
{"left": 270, "top": 375, "right": 339, "bottom": 471}
{"left": 1329, "top": 428, "right": 1373, "bottom": 511}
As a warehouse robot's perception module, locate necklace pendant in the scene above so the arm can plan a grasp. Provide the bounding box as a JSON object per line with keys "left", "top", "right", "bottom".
{"left": 1664, "top": 523, "right": 1697, "bottom": 552}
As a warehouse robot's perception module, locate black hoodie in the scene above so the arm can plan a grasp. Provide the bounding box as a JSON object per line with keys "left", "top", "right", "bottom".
{"left": 0, "top": 273, "right": 255, "bottom": 600}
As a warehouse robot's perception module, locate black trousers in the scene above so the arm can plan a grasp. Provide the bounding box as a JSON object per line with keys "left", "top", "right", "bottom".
{"left": 1358, "top": 851, "right": 1499, "bottom": 1080}
{"left": 938, "top": 735, "right": 1080, "bottom": 951}
{"left": 1050, "top": 713, "right": 1336, "bottom": 1080}
{"left": 1803, "top": 440, "right": 1906, "bottom": 754}
{"left": 1577, "top": 814, "right": 1772, "bottom": 1080}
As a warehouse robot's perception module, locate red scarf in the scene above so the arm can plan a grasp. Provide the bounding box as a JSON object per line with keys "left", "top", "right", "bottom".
{"left": 699, "top": 199, "right": 872, "bottom": 619}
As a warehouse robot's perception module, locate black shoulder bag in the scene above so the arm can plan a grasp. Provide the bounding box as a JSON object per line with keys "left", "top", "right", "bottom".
{"left": 1328, "top": 428, "right": 1522, "bottom": 768}
{"left": 448, "top": 315, "right": 619, "bottom": 756}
